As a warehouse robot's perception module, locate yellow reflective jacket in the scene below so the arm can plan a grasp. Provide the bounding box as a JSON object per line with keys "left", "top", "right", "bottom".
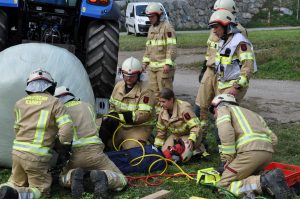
{"left": 142, "top": 21, "right": 177, "bottom": 69}
{"left": 13, "top": 93, "right": 73, "bottom": 161}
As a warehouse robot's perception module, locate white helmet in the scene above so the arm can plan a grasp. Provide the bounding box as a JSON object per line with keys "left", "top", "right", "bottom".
{"left": 208, "top": 9, "right": 236, "bottom": 27}
{"left": 211, "top": 94, "right": 237, "bottom": 108}
{"left": 121, "top": 57, "right": 142, "bottom": 76}
{"left": 27, "top": 68, "right": 55, "bottom": 84}
{"left": 214, "top": 0, "right": 237, "bottom": 13}
{"left": 54, "top": 86, "right": 74, "bottom": 97}
{"left": 145, "top": 3, "right": 163, "bottom": 16}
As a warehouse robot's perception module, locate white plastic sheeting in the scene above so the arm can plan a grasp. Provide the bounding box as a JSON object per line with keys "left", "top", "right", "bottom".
{"left": 0, "top": 43, "right": 95, "bottom": 168}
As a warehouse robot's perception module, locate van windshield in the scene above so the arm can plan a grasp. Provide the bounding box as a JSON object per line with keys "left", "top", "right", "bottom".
{"left": 136, "top": 5, "right": 147, "bottom": 16}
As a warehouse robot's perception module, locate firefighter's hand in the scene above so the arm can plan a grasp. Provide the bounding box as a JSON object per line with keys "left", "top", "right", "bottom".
{"left": 163, "top": 64, "right": 171, "bottom": 73}
{"left": 228, "top": 86, "right": 239, "bottom": 97}
{"left": 142, "top": 63, "right": 148, "bottom": 71}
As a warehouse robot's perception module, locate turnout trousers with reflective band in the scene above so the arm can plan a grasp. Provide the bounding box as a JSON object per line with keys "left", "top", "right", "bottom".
{"left": 218, "top": 151, "right": 272, "bottom": 196}
{"left": 148, "top": 67, "right": 175, "bottom": 99}
{"left": 195, "top": 67, "right": 218, "bottom": 128}
{"left": 1, "top": 152, "right": 51, "bottom": 198}
{"left": 60, "top": 144, "right": 127, "bottom": 191}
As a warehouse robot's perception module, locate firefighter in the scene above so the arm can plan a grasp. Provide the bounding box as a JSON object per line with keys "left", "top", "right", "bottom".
{"left": 100, "top": 57, "right": 155, "bottom": 150}
{"left": 195, "top": 0, "right": 248, "bottom": 148}
{"left": 55, "top": 87, "right": 127, "bottom": 199}
{"left": 0, "top": 68, "right": 73, "bottom": 199}
{"left": 154, "top": 88, "right": 208, "bottom": 163}
{"left": 142, "top": 2, "right": 177, "bottom": 107}
{"left": 210, "top": 94, "right": 293, "bottom": 198}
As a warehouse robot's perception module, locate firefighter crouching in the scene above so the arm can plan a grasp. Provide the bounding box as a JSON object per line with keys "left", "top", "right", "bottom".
{"left": 195, "top": 0, "right": 248, "bottom": 148}
{"left": 208, "top": 9, "right": 257, "bottom": 102}
{"left": 0, "top": 69, "right": 73, "bottom": 199}
{"left": 154, "top": 88, "right": 208, "bottom": 163}
{"left": 142, "top": 2, "right": 177, "bottom": 105}
{"left": 210, "top": 94, "right": 293, "bottom": 198}
{"left": 100, "top": 57, "right": 155, "bottom": 150}
{"left": 55, "top": 87, "right": 127, "bottom": 199}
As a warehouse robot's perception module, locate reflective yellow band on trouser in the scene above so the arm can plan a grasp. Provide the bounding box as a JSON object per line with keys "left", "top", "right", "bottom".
{"left": 34, "top": 110, "right": 49, "bottom": 145}
{"left": 154, "top": 137, "right": 165, "bottom": 147}
{"left": 13, "top": 140, "right": 51, "bottom": 156}
{"left": 216, "top": 115, "right": 231, "bottom": 125}
{"left": 110, "top": 98, "right": 152, "bottom": 112}
{"left": 219, "top": 144, "right": 236, "bottom": 154}
{"left": 18, "top": 187, "right": 42, "bottom": 199}
{"left": 239, "top": 52, "right": 254, "bottom": 62}
{"left": 218, "top": 79, "right": 238, "bottom": 90}
{"left": 56, "top": 114, "right": 72, "bottom": 127}
{"left": 72, "top": 136, "right": 103, "bottom": 148}
{"left": 230, "top": 180, "right": 258, "bottom": 196}
{"left": 230, "top": 180, "right": 242, "bottom": 196}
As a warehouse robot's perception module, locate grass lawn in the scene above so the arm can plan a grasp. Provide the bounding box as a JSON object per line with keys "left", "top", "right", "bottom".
{"left": 1, "top": 122, "right": 300, "bottom": 199}
{"left": 121, "top": 29, "right": 300, "bottom": 81}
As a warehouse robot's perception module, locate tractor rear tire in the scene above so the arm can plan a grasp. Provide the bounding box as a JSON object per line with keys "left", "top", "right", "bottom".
{"left": 85, "top": 20, "right": 119, "bottom": 98}
{"left": 0, "top": 9, "right": 8, "bottom": 51}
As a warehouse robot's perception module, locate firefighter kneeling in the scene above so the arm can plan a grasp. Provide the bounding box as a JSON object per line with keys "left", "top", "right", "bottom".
{"left": 211, "top": 94, "right": 293, "bottom": 198}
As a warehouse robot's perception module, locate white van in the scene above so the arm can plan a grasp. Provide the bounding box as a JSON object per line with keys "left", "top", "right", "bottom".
{"left": 125, "top": 2, "right": 168, "bottom": 36}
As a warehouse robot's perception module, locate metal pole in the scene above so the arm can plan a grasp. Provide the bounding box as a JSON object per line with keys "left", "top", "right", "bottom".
{"left": 297, "top": 0, "right": 299, "bottom": 20}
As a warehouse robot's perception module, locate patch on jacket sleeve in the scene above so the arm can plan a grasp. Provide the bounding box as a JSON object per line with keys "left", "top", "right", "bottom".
{"left": 183, "top": 112, "right": 191, "bottom": 120}
{"left": 167, "top": 32, "right": 172, "bottom": 38}
{"left": 143, "top": 96, "right": 149, "bottom": 104}
{"left": 241, "top": 43, "right": 247, "bottom": 51}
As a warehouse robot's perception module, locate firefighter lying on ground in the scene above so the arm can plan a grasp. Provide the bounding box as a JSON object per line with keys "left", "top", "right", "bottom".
{"left": 210, "top": 94, "right": 293, "bottom": 198}
{"left": 99, "top": 57, "right": 155, "bottom": 150}
{"left": 0, "top": 68, "right": 73, "bottom": 199}
{"left": 55, "top": 86, "right": 127, "bottom": 199}
{"left": 154, "top": 88, "right": 209, "bottom": 163}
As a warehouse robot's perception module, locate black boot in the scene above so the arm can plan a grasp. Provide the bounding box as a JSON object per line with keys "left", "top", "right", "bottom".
{"left": 71, "top": 168, "right": 85, "bottom": 199}
{"left": 261, "top": 168, "right": 293, "bottom": 199}
{"left": 0, "top": 186, "right": 18, "bottom": 199}
{"left": 90, "top": 170, "right": 109, "bottom": 199}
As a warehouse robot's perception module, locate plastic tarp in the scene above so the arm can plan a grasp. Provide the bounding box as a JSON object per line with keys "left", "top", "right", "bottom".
{"left": 0, "top": 43, "right": 95, "bottom": 168}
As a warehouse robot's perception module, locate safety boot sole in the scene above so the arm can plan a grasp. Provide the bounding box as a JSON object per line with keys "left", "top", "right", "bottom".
{"left": 0, "top": 186, "right": 18, "bottom": 199}
{"left": 90, "top": 170, "right": 109, "bottom": 199}
{"left": 262, "top": 168, "right": 292, "bottom": 199}
{"left": 71, "top": 168, "right": 85, "bottom": 199}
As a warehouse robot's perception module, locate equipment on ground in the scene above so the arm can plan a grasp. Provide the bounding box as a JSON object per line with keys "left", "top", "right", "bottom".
{"left": 0, "top": 0, "right": 120, "bottom": 102}
{"left": 196, "top": 168, "right": 221, "bottom": 186}
{"left": 162, "top": 139, "right": 193, "bottom": 163}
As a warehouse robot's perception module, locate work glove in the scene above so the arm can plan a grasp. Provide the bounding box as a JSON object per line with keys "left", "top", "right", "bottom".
{"left": 119, "top": 111, "right": 134, "bottom": 124}
{"left": 198, "top": 60, "right": 207, "bottom": 83}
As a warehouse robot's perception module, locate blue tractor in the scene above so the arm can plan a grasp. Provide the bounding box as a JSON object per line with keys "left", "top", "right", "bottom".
{"left": 0, "top": 0, "right": 120, "bottom": 99}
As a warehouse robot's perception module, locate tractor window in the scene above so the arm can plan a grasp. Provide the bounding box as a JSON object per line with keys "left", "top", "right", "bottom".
{"left": 30, "top": 0, "right": 77, "bottom": 7}
{"left": 136, "top": 5, "right": 147, "bottom": 16}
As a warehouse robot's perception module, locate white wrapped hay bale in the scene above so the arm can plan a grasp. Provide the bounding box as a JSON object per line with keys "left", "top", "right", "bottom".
{"left": 0, "top": 43, "right": 94, "bottom": 168}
